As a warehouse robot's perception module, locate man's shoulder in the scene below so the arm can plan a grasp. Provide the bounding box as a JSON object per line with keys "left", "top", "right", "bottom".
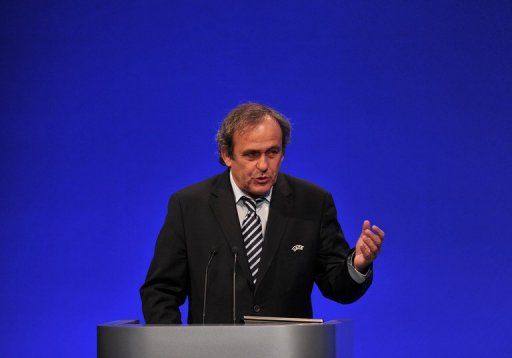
{"left": 171, "top": 171, "right": 228, "bottom": 200}
{"left": 277, "top": 173, "right": 334, "bottom": 213}
{"left": 278, "top": 173, "right": 330, "bottom": 197}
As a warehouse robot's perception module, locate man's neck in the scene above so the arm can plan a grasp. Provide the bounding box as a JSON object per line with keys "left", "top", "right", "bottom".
{"left": 228, "top": 170, "right": 273, "bottom": 201}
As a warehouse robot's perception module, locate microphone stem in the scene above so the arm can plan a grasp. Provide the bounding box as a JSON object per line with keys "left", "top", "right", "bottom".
{"left": 233, "top": 251, "right": 237, "bottom": 324}
{"left": 202, "top": 249, "right": 216, "bottom": 324}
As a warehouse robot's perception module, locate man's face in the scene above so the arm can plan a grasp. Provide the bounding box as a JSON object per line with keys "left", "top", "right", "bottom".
{"left": 222, "top": 116, "right": 284, "bottom": 198}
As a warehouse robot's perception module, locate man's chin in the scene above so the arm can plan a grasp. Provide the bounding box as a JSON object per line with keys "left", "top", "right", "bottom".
{"left": 247, "top": 185, "right": 272, "bottom": 198}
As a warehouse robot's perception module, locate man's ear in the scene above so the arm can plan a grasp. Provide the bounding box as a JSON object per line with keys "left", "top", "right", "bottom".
{"left": 221, "top": 147, "right": 232, "bottom": 167}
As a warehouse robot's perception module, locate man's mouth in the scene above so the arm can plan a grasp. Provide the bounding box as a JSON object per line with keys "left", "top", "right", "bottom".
{"left": 254, "top": 177, "right": 270, "bottom": 184}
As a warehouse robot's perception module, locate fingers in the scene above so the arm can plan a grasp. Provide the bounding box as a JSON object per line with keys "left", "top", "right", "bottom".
{"left": 372, "top": 225, "right": 385, "bottom": 239}
{"left": 357, "top": 220, "right": 385, "bottom": 264}
{"left": 364, "top": 229, "right": 380, "bottom": 243}
{"left": 360, "top": 242, "right": 373, "bottom": 261}
{"left": 362, "top": 235, "right": 379, "bottom": 253}
{"left": 361, "top": 221, "right": 384, "bottom": 246}
{"left": 361, "top": 239, "right": 378, "bottom": 261}
{"left": 364, "top": 228, "right": 383, "bottom": 251}
{"left": 358, "top": 233, "right": 379, "bottom": 262}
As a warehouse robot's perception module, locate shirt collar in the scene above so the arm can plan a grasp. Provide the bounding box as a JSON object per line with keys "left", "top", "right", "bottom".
{"left": 229, "top": 170, "right": 273, "bottom": 203}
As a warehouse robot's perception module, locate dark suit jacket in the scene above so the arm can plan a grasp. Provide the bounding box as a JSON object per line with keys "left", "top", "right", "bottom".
{"left": 140, "top": 170, "right": 372, "bottom": 324}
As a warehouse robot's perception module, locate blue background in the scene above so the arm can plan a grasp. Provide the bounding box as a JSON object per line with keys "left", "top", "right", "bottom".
{"left": 1, "top": 1, "right": 511, "bottom": 356}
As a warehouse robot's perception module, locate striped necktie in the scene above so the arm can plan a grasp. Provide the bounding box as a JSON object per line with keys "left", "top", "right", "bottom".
{"left": 241, "top": 196, "right": 265, "bottom": 283}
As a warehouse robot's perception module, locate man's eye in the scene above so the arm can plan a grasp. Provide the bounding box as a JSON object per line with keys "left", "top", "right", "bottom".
{"left": 267, "top": 149, "right": 280, "bottom": 157}
{"left": 245, "top": 152, "right": 259, "bottom": 159}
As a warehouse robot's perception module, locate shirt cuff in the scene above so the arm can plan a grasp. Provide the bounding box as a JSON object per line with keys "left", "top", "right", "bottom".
{"left": 347, "top": 252, "right": 371, "bottom": 284}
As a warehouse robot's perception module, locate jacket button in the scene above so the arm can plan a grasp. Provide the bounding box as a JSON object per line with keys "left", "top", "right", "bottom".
{"left": 253, "top": 305, "right": 261, "bottom": 313}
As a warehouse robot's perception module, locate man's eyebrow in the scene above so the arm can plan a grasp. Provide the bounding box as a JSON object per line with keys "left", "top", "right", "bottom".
{"left": 241, "top": 149, "right": 260, "bottom": 155}
{"left": 242, "top": 146, "right": 281, "bottom": 154}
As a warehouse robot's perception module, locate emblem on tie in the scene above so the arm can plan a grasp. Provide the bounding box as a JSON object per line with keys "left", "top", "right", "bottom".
{"left": 291, "top": 245, "right": 304, "bottom": 252}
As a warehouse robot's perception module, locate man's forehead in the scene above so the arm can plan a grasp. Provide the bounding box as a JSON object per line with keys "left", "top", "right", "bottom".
{"left": 235, "top": 115, "right": 275, "bottom": 133}
{"left": 233, "top": 133, "right": 282, "bottom": 153}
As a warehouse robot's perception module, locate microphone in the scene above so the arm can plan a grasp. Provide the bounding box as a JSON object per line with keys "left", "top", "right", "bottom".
{"left": 231, "top": 246, "right": 239, "bottom": 324}
{"left": 202, "top": 246, "right": 217, "bottom": 324}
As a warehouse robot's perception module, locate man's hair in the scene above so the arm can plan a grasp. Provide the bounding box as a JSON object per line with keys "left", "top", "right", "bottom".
{"left": 216, "top": 102, "right": 292, "bottom": 166}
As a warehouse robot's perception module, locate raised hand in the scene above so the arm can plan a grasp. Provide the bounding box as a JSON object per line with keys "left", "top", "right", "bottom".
{"left": 353, "top": 220, "right": 385, "bottom": 272}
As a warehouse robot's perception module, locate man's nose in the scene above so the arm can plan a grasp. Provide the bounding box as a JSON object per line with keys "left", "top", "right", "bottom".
{"left": 256, "top": 154, "right": 268, "bottom": 172}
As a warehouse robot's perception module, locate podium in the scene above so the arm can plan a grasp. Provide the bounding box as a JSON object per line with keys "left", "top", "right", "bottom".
{"left": 97, "top": 319, "right": 352, "bottom": 358}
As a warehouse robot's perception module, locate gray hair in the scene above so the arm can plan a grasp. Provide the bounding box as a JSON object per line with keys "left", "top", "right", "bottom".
{"left": 216, "top": 102, "right": 292, "bottom": 166}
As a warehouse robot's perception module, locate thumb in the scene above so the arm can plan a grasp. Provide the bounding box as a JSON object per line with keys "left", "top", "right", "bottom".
{"left": 362, "top": 220, "right": 371, "bottom": 232}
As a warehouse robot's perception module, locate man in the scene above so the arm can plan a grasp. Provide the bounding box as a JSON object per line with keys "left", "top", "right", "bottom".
{"left": 140, "top": 103, "right": 384, "bottom": 324}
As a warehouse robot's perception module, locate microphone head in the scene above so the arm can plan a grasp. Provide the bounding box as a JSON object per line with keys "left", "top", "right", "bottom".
{"left": 231, "top": 246, "right": 240, "bottom": 254}
{"left": 209, "top": 246, "right": 217, "bottom": 255}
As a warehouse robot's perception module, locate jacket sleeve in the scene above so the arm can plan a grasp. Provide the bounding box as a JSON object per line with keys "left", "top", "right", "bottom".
{"left": 140, "top": 194, "right": 189, "bottom": 324}
{"left": 314, "top": 192, "right": 372, "bottom": 304}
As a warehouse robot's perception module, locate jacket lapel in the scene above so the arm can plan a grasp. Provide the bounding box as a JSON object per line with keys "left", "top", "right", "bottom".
{"left": 209, "top": 171, "right": 254, "bottom": 289}
{"left": 256, "top": 174, "right": 292, "bottom": 291}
